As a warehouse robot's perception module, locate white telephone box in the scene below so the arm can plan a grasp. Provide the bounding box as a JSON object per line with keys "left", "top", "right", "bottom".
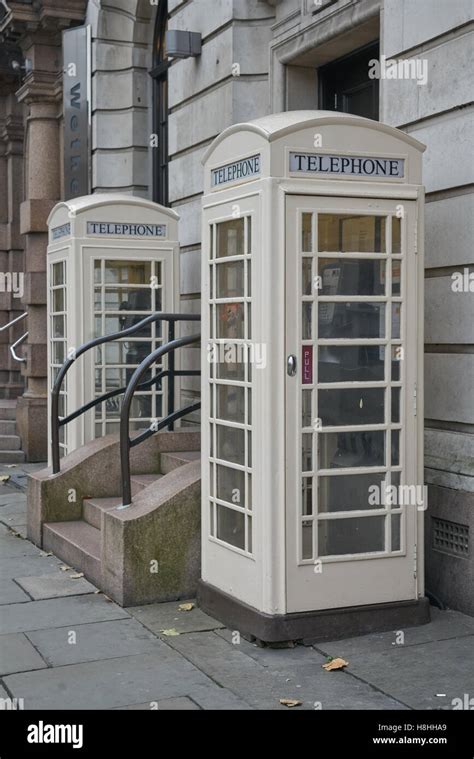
{"left": 199, "top": 111, "right": 429, "bottom": 642}
{"left": 47, "top": 194, "right": 179, "bottom": 457}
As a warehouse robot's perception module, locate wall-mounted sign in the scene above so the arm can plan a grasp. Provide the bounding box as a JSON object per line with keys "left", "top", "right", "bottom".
{"left": 86, "top": 222, "right": 167, "bottom": 238}
{"left": 63, "top": 26, "right": 91, "bottom": 200}
{"left": 51, "top": 223, "right": 71, "bottom": 241}
{"left": 302, "top": 346, "right": 313, "bottom": 385}
{"left": 212, "top": 154, "right": 261, "bottom": 187}
{"left": 289, "top": 152, "right": 404, "bottom": 179}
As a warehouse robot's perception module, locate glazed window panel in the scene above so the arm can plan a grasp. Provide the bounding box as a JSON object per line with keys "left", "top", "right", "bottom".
{"left": 318, "top": 214, "right": 386, "bottom": 253}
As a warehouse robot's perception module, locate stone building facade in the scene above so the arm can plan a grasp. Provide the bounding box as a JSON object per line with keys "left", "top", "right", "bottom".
{"left": 0, "top": 0, "right": 472, "bottom": 613}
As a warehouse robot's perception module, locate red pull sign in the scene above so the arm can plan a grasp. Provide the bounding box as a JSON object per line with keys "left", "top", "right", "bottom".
{"left": 302, "top": 346, "right": 313, "bottom": 385}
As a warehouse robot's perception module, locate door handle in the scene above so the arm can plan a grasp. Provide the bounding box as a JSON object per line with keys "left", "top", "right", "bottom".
{"left": 287, "top": 355, "right": 297, "bottom": 377}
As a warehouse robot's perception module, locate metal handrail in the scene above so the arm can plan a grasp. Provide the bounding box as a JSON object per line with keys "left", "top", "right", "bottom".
{"left": 0, "top": 312, "right": 27, "bottom": 332}
{"left": 51, "top": 312, "right": 201, "bottom": 474}
{"left": 10, "top": 332, "right": 28, "bottom": 363}
{"left": 119, "top": 333, "right": 201, "bottom": 507}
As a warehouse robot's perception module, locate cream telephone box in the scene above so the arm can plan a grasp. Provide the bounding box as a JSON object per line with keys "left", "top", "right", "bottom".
{"left": 47, "top": 195, "right": 179, "bottom": 458}
{"left": 199, "top": 111, "right": 428, "bottom": 642}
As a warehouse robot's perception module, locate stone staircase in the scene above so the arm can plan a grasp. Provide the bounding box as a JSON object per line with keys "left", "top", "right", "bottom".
{"left": 29, "top": 430, "right": 201, "bottom": 606}
{"left": 43, "top": 450, "right": 200, "bottom": 589}
{"left": 0, "top": 400, "right": 25, "bottom": 464}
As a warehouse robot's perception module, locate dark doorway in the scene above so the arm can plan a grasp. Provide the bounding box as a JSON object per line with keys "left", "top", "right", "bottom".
{"left": 319, "top": 42, "right": 380, "bottom": 121}
{"left": 150, "top": 0, "right": 169, "bottom": 206}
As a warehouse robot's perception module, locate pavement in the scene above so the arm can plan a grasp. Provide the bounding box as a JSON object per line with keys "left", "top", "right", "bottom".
{"left": 1, "top": 463, "right": 473, "bottom": 711}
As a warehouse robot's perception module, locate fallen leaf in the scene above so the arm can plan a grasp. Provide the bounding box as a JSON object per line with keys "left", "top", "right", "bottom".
{"left": 69, "top": 573, "right": 84, "bottom": 579}
{"left": 322, "top": 657, "right": 348, "bottom": 671}
{"left": 5, "top": 464, "right": 17, "bottom": 469}
{"left": 160, "top": 628, "right": 180, "bottom": 637}
{"left": 279, "top": 698, "right": 302, "bottom": 708}
{"left": 0, "top": 475, "right": 10, "bottom": 483}
{"left": 94, "top": 590, "right": 101, "bottom": 594}
{"left": 178, "top": 602, "right": 195, "bottom": 612}
{"left": 59, "top": 565, "right": 71, "bottom": 571}
{"left": 10, "top": 529, "right": 25, "bottom": 539}
{"left": 39, "top": 552, "right": 53, "bottom": 557}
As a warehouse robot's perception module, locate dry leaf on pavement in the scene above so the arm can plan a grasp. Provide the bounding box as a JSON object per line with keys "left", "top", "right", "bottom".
{"left": 178, "top": 602, "right": 195, "bottom": 612}
{"left": 160, "top": 628, "right": 180, "bottom": 637}
{"left": 322, "top": 657, "right": 348, "bottom": 671}
{"left": 279, "top": 698, "right": 302, "bottom": 708}
{"left": 69, "top": 573, "right": 84, "bottom": 579}
{"left": 0, "top": 475, "right": 10, "bottom": 483}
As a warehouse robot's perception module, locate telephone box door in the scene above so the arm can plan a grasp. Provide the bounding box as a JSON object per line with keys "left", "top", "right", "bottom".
{"left": 285, "top": 195, "right": 419, "bottom": 612}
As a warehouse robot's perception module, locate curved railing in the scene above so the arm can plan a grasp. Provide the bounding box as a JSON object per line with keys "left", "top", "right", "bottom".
{"left": 119, "top": 333, "right": 201, "bottom": 507}
{"left": 51, "top": 313, "right": 201, "bottom": 475}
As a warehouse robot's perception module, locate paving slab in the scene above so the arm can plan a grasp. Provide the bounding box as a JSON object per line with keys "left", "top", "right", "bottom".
{"left": 0, "top": 556, "right": 63, "bottom": 580}
{"left": 0, "top": 594, "right": 129, "bottom": 635}
{"left": 127, "top": 600, "right": 225, "bottom": 635}
{"left": 0, "top": 535, "right": 40, "bottom": 559}
{"left": 0, "top": 493, "right": 26, "bottom": 507}
{"left": 0, "top": 633, "right": 47, "bottom": 676}
{"left": 217, "top": 628, "right": 323, "bottom": 666}
{"left": 0, "top": 511, "right": 27, "bottom": 528}
{"left": 166, "top": 630, "right": 407, "bottom": 710}
{"left": 0, "top": 579, "right": 30, "bottom": 605}
{"left": 3, "top": 651, "right": 235, "bottom": 710}
{"left": 27, "top": 619, "right": 165, "bottom": 666}
{"left": 314, "top": 608, "right": 474, "bottom": 659}
{"left": 315, "top": 635, "right": 474, "bottom": 710}
{"left": 115, "top": 696, "right": 201, "bottom": 710}
{"left": 15, "top": 573, "right": 96, "bottom": 601}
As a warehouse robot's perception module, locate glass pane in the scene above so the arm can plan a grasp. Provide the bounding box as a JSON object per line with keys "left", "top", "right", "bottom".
{"left": 302, "top": 433, "right": 313, "bottom": 471}
{"left": 319, "top": 345, "right": 385, "bottom": 383}
{"left": 52, "top": 288, "right": 65, "bottom": 312}
{"left": 216, "top": 425, "right": 245, "bottom": 465}
{"left": 392, "top": 388, "right": 401, "bottom": 424}
{"left": 391, "top": 346, "right": 402, "bottom": 381}
{"left": 247, "top": 516, "right": 252, "bottom": 553}
{"left": 216, "top": 219, "right": 245, "bottom": 258}
{"left": 392, "top": 260, "right": 401, "bottom": 295}
{"left": 216, "top": 505, "right": 245, "bottom": 550}
{"left": 52, "top": 262, "right": 64, "bottom": 286}
{"left": 392, "top": 514, "right": 401, "bottom": 551}
{"left": 302, "top": 213, "right": 313, "bottom": 252}
{"left": 319, "top": 258, "right": 385, "bottom": 296}
{"left": 302, "top": 303, "right": 312, "bottom": 340}
{"left": 52, "top": 315, "right": 65, "bottom": 338}
{"left": 216, "top": 303, "right": 244, "bottom": 339}
{"left": 319, "top": 472, "right": 387, "bottom": 512}
{"left": 216, "top": 385, "right": 245, "bottom": 424}
{"left": 392, "top": 303, "right": 401, "bottom": 339}
{"left": 319, "top": 431, "right": 385, "bottom": 469}
{"left": 392, "top": 430, "right": 400, "bottom": 466}
{"left": 216, "top": 261, "right": 244, "bottom": 298}
{"left": 302, "top": 521, "right": 313, "bottom": 559}
{"left": 302, "top": 258, "right": 312, "bottom": 295}
{"left": 247, "top": 260, "right": 251, "bottom": 297}
{"left": 216, "top": 465, "right": 245, "bottom": 507}
{"left": 319, "top": 388, "right": 385, "bottom": 427}
{"left": 94, "top": 261, "right": 102, "bottom": 284}
{"left": 302, "top": 390, "right": 312, "bottom": 427}
{"left": 319, "top": 302, "right": 386, "bottom": 339}
{"left": 318, "top": 515, "right": 385, "bottom": 556}
{"left": 318, "top": 214, "right": 386, "bottom": 253}
{"left": 247, "top": 217, "right": 252, "bottom": 255}
{"left": 392, "top": 217, "right": 401, "bottom": 254}
{"left": 52, "top": 341, "right": 65, "bottom": 364}
{"left": 101, "top": 288, "right": 152, "bottom": 312}
{"left": 104, "top": 261, "right": 151, "bottom": 285}
{"left": 215, "top": 345, "right": 245, "bottom": 382}
{"left": 302, "top": 478, "right": 313, "bottom": 515}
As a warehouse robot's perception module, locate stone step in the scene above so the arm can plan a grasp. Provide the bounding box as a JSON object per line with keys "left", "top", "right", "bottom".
{"left": 83, "top": 475, "right": 163, "bottom": 528}
{"left": 0, "top": 401, "right": 17, "bottom": 420}
{"left": 0, "top": 420, "right": 16, "bottom": 435}
{"left": 0, "top": 449, "right": 25, "bottom": 464}
{"left": 0, "top": 434, "right": 21, "bottom": 451}
{"left": 160, "top": 450, "right": 200, "bottom": 475}
{"left": 83, "top": 497, "right": 122, "bottom": 530}
{"left": 43, "top": 521, "right": 101, "bottom": 587}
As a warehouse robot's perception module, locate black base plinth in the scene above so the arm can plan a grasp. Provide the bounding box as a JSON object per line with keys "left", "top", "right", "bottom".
{"left": 198, "top": 580, "right": 431, "bottom": 644}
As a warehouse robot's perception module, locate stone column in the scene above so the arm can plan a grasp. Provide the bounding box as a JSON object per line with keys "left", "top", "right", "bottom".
{"left": 15, "top": 38, "right": 62, "bottom": 461}
{"left": 0, "top": 90, "right": 25, "bottom": 399}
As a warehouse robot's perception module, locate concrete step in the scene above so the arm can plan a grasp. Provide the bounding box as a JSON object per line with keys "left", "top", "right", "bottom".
{"left": 83, "top": 497, "right": 122, "bottom": 530}
{"left": 130, "top": 473, "right": 163, "bottom": 492}
{"left": 0, "top": 401, "right": 17, "bottom": 420}
{"left": 0, "top": 449, "right": 25, "bottom": 464}
{"left": 0, "top": 420, "right": 16, "bottom": 435}
{"left": 0, "top": 434, "right": 21, "bottom": 451}
{"left": 160, "top": 451, "right": 200, "bottom": 475}
{"left": 43, "top": 521, "right": 101, "bottom": 587}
